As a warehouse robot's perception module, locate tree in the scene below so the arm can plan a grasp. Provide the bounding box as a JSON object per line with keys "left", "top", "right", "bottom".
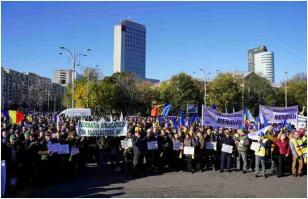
{"left": 207, "top": 73, "right": 242, "bottom": 113}
{"left": 157, "top": 73, "right": 203, "bottom": 113}
{"left": 135, "top": 80, "right": 159, "bottom": 115}
{"left": 276, "top": 73, "right": 307, "bottom": 115}
{"left": 243, "top": 72, "right": 277, "bottom": 116}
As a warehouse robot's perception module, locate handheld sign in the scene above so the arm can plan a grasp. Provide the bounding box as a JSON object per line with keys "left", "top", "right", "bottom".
{"left": 121, "top": 139, "right": 133, "bottom": 149}
{"left": 206, "top": 141, "right": 217, "bottom": 151}
{"left": 147, "top": 141, "right": 158, "bottom": 150}
{"left": 221, "top": 144, "right": 233, "bottom": 154}
{"left": 71, "top": 147, "right": 80, "bottom": 155}
{"left": 250, "top": 142, "right": 260, "bottom": 151}
{"left": 48, "top": 143, "right": 70, "bottom": 154}
{"left": 58, "top": 144, "right": 70, "bottom": 154}
{"left": 173, "top": 142, "right": 184, "bottom": 151}
{"left": 184, "top": 146, "right": 195, "bottom": 155}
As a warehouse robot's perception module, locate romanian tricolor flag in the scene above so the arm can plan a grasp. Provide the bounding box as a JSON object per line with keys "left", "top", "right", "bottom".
{"left": 1, "top": 110, "right": 24, "bottom": 124}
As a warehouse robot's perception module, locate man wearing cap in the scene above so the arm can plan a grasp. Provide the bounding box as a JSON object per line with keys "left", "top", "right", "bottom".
{"left": 289, "top": 131, "right": 304, "bottom": 177}
{"left": 255, "top": 132, "right": 270, "bottom": 178}
{"left": 234, "top": 128, "right": 250, "bottom": 173}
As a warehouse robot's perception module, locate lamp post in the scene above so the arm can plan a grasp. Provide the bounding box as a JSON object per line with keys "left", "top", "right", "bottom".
{"left": 285, "top": 72, "right": 288, "bottom": 107}
{"left": 200, "top": 68, "right": 207, "bottom": 107}
{"left": 59, "top": 47, "right": 91, "bottom": 108}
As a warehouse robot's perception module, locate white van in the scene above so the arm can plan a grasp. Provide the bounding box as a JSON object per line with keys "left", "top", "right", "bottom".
{"left": 59, "top": 108, "right": 92, "bottom": 117}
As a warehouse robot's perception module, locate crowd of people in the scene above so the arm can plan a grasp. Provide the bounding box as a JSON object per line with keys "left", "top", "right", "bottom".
{"left": 1, "top": 112, "right": 307, "bottom": 196}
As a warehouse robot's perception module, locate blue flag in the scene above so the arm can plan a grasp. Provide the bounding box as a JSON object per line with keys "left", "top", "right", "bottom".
{"left": 157, "top": 116, "right": 163, "bottom": 127}
{"left": 211, "top": 104, "right": 217, "bottom": 110}
{"left": 53, "top": 114, "right": 57, "bottom": 123}
{"left": 1, "top": 110, "right": 9, "bottom": 121}
{"left": 161, "top": 103, "right": 172, "bottom": 118}
{"left": 188, "top": 113, "right": 197, "bottom": 127}
{"left": 256, "top": 116, "right": 261, "bottom": 130}
{"left": 171, "top": 116, "right": 178, "bottom": 130}
{"left": 180, "top": 110, "right": 185, "bottom": 126}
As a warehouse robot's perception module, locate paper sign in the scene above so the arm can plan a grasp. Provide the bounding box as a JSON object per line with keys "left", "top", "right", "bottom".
{"left": 206, "top": 141, "right": 217, "bottom": 150}
{"left": 221, "top": 144, "right": 233, "bottom": 154}
{"left": 71, "top": 147, "right": 80, "bottom": 155}
{"left": 147, "top": 141, "right": 158, "bottom": 150}
{"left": 173, "top": 142, "right": 184, "bottom": 151}
{"left": 250, "top": 142, "right": 260, "bottom": 151}
{"left": 48, "top": 143, "right": 69, "bottom": 154}
{"left": 58, "top": 144, "right": 70, "bottom": 154}
{"left": 48, "top": 143, "right": 61, "bottom": 153}
{"left": 184, "top": 146, "right": 195, "bottom": 155}
{"left": 121, "top": 139, "right": 133, "bottom": 149}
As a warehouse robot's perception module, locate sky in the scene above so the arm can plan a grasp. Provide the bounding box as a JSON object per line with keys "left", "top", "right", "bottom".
{"left": 1, "top": 1, "right": 307, "bottom": 83}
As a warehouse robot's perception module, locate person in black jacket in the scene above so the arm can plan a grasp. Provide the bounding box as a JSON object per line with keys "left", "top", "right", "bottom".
{"left": 220, "top": 129, "right": 235, "bottom": 173}
{"left": 132, "top": 127, "right": 145, "bottom": 172}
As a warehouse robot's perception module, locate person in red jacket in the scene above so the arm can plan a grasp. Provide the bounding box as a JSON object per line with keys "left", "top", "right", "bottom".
{"left": 274, "top": 133, "right": 291, "bottom": 177}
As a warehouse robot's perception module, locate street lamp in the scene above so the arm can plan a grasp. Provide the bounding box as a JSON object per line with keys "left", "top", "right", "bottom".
{"left": 200, "top": 68, "right": 207, "bottom": 107}
{"left": 59, "top": 47, "right": 91, "bottom": 108}
{"left": 285, "top": 72, "right": 288, "bottom": 107}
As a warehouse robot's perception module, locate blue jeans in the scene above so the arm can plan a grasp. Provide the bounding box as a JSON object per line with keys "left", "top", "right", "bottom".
{"left": 255, "top": 155, "right": 266, "bottom": 176}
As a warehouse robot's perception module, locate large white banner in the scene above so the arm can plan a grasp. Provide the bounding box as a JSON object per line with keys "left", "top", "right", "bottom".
{"left": 259, "top": 105, "right": 298, "bottom": 126}
{"left": 202, "top": 106, "right": 244, "bottom": 129}
{"left": 76, "top": 121, "right": 128, "bottom": 137}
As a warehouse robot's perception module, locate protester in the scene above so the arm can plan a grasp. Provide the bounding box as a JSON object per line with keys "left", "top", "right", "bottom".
{"left": 289, "top": 131, "right": 304, "bottom": 177}
{"left": 234, "top": 128, "right": 250, "bottom": 173}
{"left": 255, "top": 132, "right": 270, "bottom": 178}
{"left": 1, "top": 110, "right": 307, "bottom": 197}
{"left": 220, "top": 129, "right": 235, "bottom": 173}
{"left": 274, "top": 132, "right": 291, "bottom": 177}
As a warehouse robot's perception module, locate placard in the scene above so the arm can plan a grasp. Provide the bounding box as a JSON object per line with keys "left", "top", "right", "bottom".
{"left": 121, "top": 139, "right": 133, "bottom": 149}
{"left": 184, "top": 146, "right": 195, "bottom": 155}
{"left": 71, "top": 147, "right": 80, "bottom": 155}
{"left": 48, "top": 143, "right": 70, "bottom": 154}
{"left": 221, "top": 144, "right": 233, "bottom": 154}
{"left": 206, "top": 141, "right": 217, "bottom": 150}
{"left": 58, "top": 144, "right": 70, "bottom": 154}
{"left": 147, "top": 141, "right": 158, "bottom": 150}
{"left": 250, "top": 142, "right": 260, "bottom": 151}
{"left": 47, "top": 143, "right": 61, "bottom": 153}
{"left": 173, "top": 142, "right": 184, "bottom": 151}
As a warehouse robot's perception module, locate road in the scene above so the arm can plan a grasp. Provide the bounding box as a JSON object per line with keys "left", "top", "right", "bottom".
{"left": 12, "top": 163, "right": 307, "bottom": 198}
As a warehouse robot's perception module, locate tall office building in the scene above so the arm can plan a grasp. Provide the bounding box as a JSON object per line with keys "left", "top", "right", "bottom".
{"left": 113, "top": 20, "right": 146, "bottom": 79}
{"left": 248, "top": 46, "right": 267, "bottom": 72}
{"left": 254, "top": 52, "right": 275, "bottom": 83}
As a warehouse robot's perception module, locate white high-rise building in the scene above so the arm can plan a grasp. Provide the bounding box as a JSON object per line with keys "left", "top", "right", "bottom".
{"left": 254, "top": 52, "right": 274, "bottom": 83}
{"left": 113, "top": 20, "right": 146, "bottom": 79}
